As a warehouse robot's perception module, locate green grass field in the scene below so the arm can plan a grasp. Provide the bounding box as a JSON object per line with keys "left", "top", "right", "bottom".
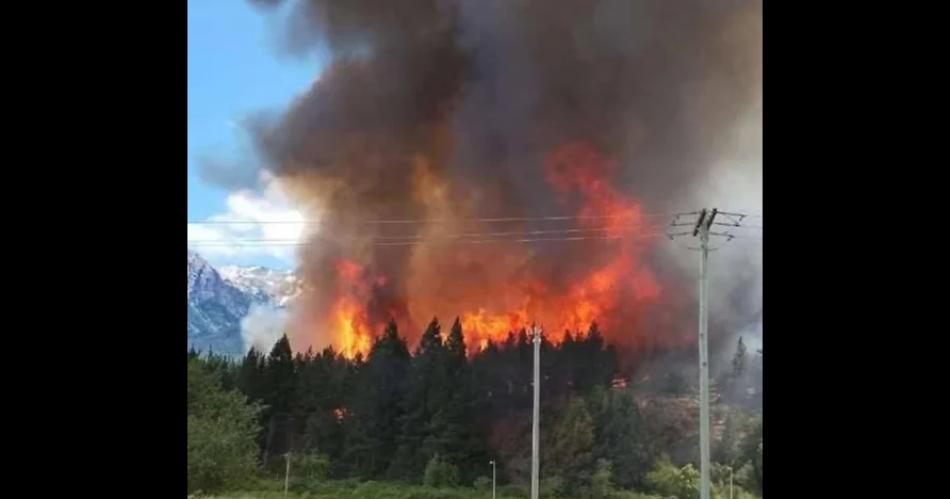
{"left": 192, "top": 478, "right": 760, "bottom": 499}
{"left": 194, "top": 480, "right": 526, "bottom": 499}
{"left": 191, "top": 479, "right": 680, "bottom": 499}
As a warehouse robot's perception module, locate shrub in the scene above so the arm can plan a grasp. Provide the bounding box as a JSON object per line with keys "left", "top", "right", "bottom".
{"left": 187, "top": 359, "right": 262, "bottom": 493}
{"left": 645, "top": 457, "right": 699, "bottom": 499}
{"left": 424, "top": 454, "right": 460, "bottom": 488}
{"left": 592, "top": 459, "right": 614, "bottom": 499}
{"left": 540, "top": 475, "right": 565, "bottom": 497}
{"left": 497, "top": 483, "right": 526, "bottom": 497}
{"left": 294, "top": 452, "right": 331, "bottom": 481}
{"left": 473, "top": 476, "right": 492, "bottom": 491}
{"left": 606, "top": 492, "right": 666, "bottom": 499}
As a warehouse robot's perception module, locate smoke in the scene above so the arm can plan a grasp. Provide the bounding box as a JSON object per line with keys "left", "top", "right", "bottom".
{"left": 241, "top": 302, "right": 290, "bottom": 354}
{"left": 196, "top": 154, "right": 263, "bottom": 192}
{"left": 187, "top": 171, "right": 307, "bottom": 264}
{"left": 239, "top": 0, "right": 762, "bottom": 362}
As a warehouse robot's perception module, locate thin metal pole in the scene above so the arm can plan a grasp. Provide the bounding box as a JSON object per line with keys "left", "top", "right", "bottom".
{"left": 530, "top": 326, "right": 541, "bottom": 499}
{"left": 699, "top": 228, "right": 711, "bottom": 499}
{"left": 491, "top": 460, "right": 496, "bottom": 499}
{"left": 284, "top": 452, "right": 291, "bottom": 495}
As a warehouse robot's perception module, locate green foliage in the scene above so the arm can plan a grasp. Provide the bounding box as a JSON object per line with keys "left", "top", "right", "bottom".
{"left": 189, "top": 319, "right": 760, "bottom": 496}
{"left": 540, "top": 475, "right": 565, "bottom": 497}
{"left": 644, "top": 457, "right": 699, "bottom": 499}
{"left": 264, "top": 334, "right": 297, "bottom": 419}
{"left": 590, "top": 387, "right": 654, "bottom": 489}
{"left": 392, "top": 318, "right": 449, "bottom": 479}
{"left": 472, "top": 476, "right": 497, "bottom": 491}
{"left": 424, "top": 454, "right": 460, "bottom": 488}
{"left": 342, "top": 320, "right": 411, "bottom": 478}
{"left": 542, "top": 396, "right": 595, "bottom": 493}
{"left": 187, "top": 358, "right": 262, "bottom": 493}
{"left": 472, "top": 476, "right": 492, "bottom": 491}
{"left": 295, "top": 452, "right": 331, "bottom": 480}
{"left": 604, "top": 492, "right": 665, "bottom": 499}
{"left": 591, "top": 459, "right": 614, "bottom": 499}
{"left": 736, "top": 417, "right": 762, "bottom": 495}
{"left": 197, "top": 479, "right": 528, "bottom": 499}
{"left": 713, "top": 412, "right": 738, "bottom": 465}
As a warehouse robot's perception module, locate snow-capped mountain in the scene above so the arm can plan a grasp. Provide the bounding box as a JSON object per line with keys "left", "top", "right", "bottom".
{"left": 217, "top": 265, "right": 302, "bottom": 307}
{"left": 187, "top": 251, "right": 301, "bottom": 357}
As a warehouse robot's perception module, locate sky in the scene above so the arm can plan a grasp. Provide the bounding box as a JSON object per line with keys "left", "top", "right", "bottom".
{"left": 188, "top": 0, "right": 323, "bottom": 269}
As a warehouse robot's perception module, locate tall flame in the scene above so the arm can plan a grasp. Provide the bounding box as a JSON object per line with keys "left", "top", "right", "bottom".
{"left": 315, "top": 142, "right": 665, "bottom": 359}
{"left": 327, "top": 259, "right": 379, "bottom": 359}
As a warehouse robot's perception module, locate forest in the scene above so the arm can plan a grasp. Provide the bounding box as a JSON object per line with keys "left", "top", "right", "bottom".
{"left": 188, "top": 318, "right": 762, "bottom": 498}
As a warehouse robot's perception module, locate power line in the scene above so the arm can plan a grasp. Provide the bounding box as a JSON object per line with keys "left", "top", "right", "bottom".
{"left": 186, "top": 212, "right": 676, "bottom": 225}
{"left": 187, "top": 232, "right": 665, "bottom": 247}
{"left": 727, "top": 234, "right": 763, "bottom": 240}
{"left": 667, "top": 208, "right": 731, "bottom": 499}
{"left": 188, "top": 224, "right": 660, "bottom": 243}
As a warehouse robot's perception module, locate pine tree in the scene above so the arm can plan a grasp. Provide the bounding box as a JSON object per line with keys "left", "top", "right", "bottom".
{"left": 236, "top": 348, "right": 265, "bottom": 402}
{"left": 471, "top": 338, "right": 505, "bottom": 420}
{"left": 342, "top": 319, "right": 410, "bottom": 478}
{"left": 554, "top": 330, "right": 577, "bottom": 394}
{"left": 258, "top": 334, "right": 297, "bottom": 461}
{"left": 591, "top": 387, "right": 653, "bottom": 489}
{"left": 389, "top": 318, "right": 447, "bottom": 480}
{"left": 732, "top": 336, "right": 747, "bottom": 379}
{"left": 427, "top": 318, "right": 487, "bottom": 484}
{"left": 292, "top": 345, "right": 346, "bottom": 460}
{"left": 572, "top": 322, "right": 618, "bottom": 393}
{"left": 187, "top": 357, "right": 261, "bottom": 493}
{"left": 445, "top": 317, "right": 466, "bottom": 372}
{"left": 714, "top": 411, "right": 738, "bottom": 465}
{"left": 265, "top": 334, "right": 296, "bottom": 417}
{"left": 542, "top": 396, "right": 595, "bottom": 493}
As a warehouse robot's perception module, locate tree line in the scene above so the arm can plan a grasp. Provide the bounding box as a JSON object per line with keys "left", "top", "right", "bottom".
{"left": 188, "top": 317, "right": 762, "bottom": 497}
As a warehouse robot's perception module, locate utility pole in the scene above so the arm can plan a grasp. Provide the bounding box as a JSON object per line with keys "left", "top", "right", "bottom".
{"left": 530, "top": 324, "right": 542, "bottom": 499}
{"left": 490, "top": 460, "right": 496, "bottom": 499}
{"left": 284, "top": 452, "right": 292, "bottom": 495}
{"left": 697, "top": 208, "right": 713, "bottom": 499}
{"left": 668, "top": 208, "right": 746, "bottom": 499}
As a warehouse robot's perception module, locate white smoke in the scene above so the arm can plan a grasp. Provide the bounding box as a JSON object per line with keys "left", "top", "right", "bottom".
{"left": 241, "top": 302, "right": 290, "bottom": 354}
{"left": 187, "top": 170, "right": 309, "bottom": 265}
{"left": 663, "top": 104, "right": 762, "bottom": 361}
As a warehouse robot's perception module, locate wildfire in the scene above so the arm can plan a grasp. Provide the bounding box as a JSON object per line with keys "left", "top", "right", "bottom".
{"left": 461, "top": 307, "right": 531, "bottom": 349}
{"left": 327, "top": 259, "right": 383, "bottom": 359}
{"left": 333, "top": 295, "right": 373, "bottom": 360}
{"left": 315, "top": 142, "right": 664, "bottom": 360}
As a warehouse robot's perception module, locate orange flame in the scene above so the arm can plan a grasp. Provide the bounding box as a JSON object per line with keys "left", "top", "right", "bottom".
{"left": 317, "top": 142, "right": 667, "bottom": 360}
{"left": 433, "top": 142, "right": 662, "bottom": 355}
{"left": 326, "top": 259, "right": 380, "bottom": 359}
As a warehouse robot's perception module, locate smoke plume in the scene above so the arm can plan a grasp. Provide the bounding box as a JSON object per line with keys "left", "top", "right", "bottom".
{"left": 241, "top": 303, "right": 291, "bottom": 354}
{"left": 240, "top": 0, "right": 762, "bottom": 365}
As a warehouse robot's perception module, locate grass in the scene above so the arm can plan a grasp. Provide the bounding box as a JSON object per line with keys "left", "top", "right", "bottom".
{"left": 193, "top": 478, "right": 528, "bottom": 499}
{"left": 192, "top": 478, "right": 758, "bottom": 499}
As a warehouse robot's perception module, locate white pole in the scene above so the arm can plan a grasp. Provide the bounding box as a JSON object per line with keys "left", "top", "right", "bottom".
{"left": 530, "top": 325, "right": 541, "bottom": 499}
{"left": 699, "top": 226, "right": 711, "bottom": 499}
{"left": 284, "top": 452, "right": 291, "bottom": 495}
{"left": 491, "top": 460, "right": 496, "bottom": 499}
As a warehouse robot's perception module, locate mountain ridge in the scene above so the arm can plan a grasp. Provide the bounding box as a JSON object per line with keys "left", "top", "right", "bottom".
{"left": 187, "top": 251, "right": 300, "bottom": 356}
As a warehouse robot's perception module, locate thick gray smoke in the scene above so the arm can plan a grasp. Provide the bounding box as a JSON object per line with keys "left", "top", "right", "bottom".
{"left": 238, "top": 0, "right": 762, "bottom": 363}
